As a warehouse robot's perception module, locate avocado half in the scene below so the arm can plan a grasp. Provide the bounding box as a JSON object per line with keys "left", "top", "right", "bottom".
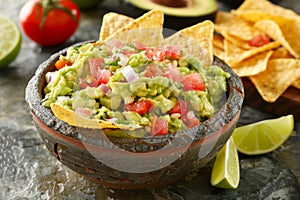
{"left": 126, "top": 0, "right": 218, "bottom": 30}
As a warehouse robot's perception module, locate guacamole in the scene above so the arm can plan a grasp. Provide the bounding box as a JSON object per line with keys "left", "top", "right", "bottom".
{"left": 43, "top": 40, "right": 230, "bottom": 136}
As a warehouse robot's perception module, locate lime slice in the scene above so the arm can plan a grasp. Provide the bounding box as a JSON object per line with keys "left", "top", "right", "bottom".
{"left": 232, "top": 115, "right": 294, "bottom": 155}
{"left": 0, "top": 15, "right": 22, "bottom": 68}
{"left": 211, "top": 138, "right": 240, "bottom": 189}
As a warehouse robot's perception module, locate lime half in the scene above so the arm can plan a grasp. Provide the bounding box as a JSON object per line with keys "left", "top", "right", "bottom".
{"left": 0, "top": 15, "right": 21, "bottom": 68}
{"left": 211, "top": 138, "right": 240, "bottom": 189}
{"left": 232, "top": 115, "right": 294, "bottom": 155}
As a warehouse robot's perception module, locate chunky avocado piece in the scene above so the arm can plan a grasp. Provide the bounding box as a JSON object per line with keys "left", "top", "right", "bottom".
{"left": 126, "top": 0, "right": 217, "bottom": 30}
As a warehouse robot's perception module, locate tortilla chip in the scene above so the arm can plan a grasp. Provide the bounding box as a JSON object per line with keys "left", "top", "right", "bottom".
{"left": 254, "top": 19, "right": 300, "bottom": 58}
{"left": 220, "top": 31, "right": 254, "bottom": 49}
{"left": 249, "top": 58, "right": 300, "bottom": 102}
{"left": 51, "top": 103, "right": 140, "bottom": 130}
{"left": 104, "top": 9, "right": 164, "bottom": 47}
{"left": 292, "top": 78, "right": 300, "bottom": 89}
{"left": 231, "top": 50, "right": 273, "bottom": 77}
{"left": 163, "top": 20, "right": 214, "bottom": 66}
{"left": 99, "top": 12, "right": 134, "bottom": 41}
{"left": 224, "top": 39, "right": 281, "bottom": 66}
{"left": 270, "top": 47, "right": 294, "bottom": 59}
{"left": 215, "top": 11, "right": 261, "bottom": 41}
{"left": 212, "top": 0, "right": 300, "bottom": 103}
{"left": 213, "top": 33, "right": 224, "bottom": 50}
{"left": 236, "top": 0, "right": 299, "bottom": 20}
{"left": 213, "top": 46, "right": 225, "bottom": 61}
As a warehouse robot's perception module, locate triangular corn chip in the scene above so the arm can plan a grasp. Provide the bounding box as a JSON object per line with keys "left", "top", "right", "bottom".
{"left": 99, "top": 12, "right": 134, "bottom": 41}
{"left": 163, "top": 20, "right": 214, "bottom": 66}
{"left": 254, "top": 19, "right": 300, "bottom": 58}
{"left": 215, "top": 11, "right": 261, "bottom": 41}
{"left": 104, "top": 9, "right": 164, "bottom": 47}
{"left": 292, "top": 78, "right": 300, "bottom": 90}
{"left": 249, "top": 58, "right": 300, "bottom": 102}
{"left": 224, "top": 39, "right": 281, "bottom": 66}
{"left": 231, "top": 50, "right": 273, "bottom": 77}
{"left": 51, "top": 103, "right": 140, "bottom": 130}
{"left": 235, "top": 0, "right": 299, "bottom": 20}
{"left": 270, "top": 47, "right": 294, "bottom": 59}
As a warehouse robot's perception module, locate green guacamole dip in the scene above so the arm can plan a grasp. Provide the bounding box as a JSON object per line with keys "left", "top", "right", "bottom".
{"left": 43, "top": 40, "right": 230, "bottom": 136}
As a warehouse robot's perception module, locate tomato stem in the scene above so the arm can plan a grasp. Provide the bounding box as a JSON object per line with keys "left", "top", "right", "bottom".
{"left": 37, "top": 0, "right": 78, "bottom": 28}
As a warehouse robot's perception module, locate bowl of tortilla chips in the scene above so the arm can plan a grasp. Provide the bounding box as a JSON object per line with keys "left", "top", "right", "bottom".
{"left": 25, "top": 10, "right": 244, "bottom": 189}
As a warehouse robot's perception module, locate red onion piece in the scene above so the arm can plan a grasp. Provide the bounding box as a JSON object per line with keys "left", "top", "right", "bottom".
{"left": 100, "top": 84, "right": 112, "bottom": 96}
{"left": 121, "top": 65, "right": 139, "bottom": 83}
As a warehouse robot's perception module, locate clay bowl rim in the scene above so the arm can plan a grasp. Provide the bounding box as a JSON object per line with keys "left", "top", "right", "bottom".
{"left": 25, "top": 40, "right": 244, "bottom": 147}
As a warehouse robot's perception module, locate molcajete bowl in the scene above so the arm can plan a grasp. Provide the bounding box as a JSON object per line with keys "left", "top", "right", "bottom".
{"left": 25, "top": 41, "right": 244, "bottom": 190}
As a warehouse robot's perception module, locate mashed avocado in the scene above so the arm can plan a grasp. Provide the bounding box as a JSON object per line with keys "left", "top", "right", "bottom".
{"left": 43, "top": 40, "right": 229, "bottom": 136}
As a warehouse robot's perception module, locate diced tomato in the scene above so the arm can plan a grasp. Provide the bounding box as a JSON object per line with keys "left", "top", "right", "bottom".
{"left": 163, "top": 66, "right": 205, "bottom": 91}
{"left": 134, "top": 41, "right": 147, "bottom": 50}
{"left": 188, "top": 117, "right": 200, "bottom": 127}
{"left": 182, "top": 111, "right": 200, "bottom": 128}
{"left": 79, "top": 77, "right": 89, "bottom": 89}
{"left": 164, "top": 45, "right": 182, "bottom": 59}
{"left": 79, "top": 75, "right": 98, "bottom": 89}
{"left": 88, "top": 58, "right": 104, "bottom": 78}
{"left": 151, "top": 115, "right": 169, "bottom": 136}
{"left": 248, "top": 34, "right": 270, "bottom": 47}
{"left": 145, "top": 64, "right": 162, "bottom": 78}
{"left": 79, "top": 71, "right": 110, "bottom": 89}
{"left": 122, "top": 50, "right": 135, "bottom": 57}
{"left": 146, "top": 48, "right": 166, "bottom": 62}
{"left": 86, "top": 75, "right": 98, "bottom": 87}
{"left": 145, "top": 46, "right": 182, "bottom": 62}
{"left": 169, "top": 100, "right": 200, "bottom": 127}
{"left": 87, "top": 58, "right": 111, "bottom": 86}
{"left": 97, "top": 69, "right": 111, "bottom": 85}
{"left": 181, "top": 73, "right": 205, "bottom": 91}
{"left": 55, "top": 59, "right": 72, "bottom": 70}
{"left": 124, "top": 99, "right": 153, "bottom": 115}
{"left": 169, "top": 99, "right": 189, "bottom": 115}
{"left": 162, "top": 64, "right": 182, "bottom": 81}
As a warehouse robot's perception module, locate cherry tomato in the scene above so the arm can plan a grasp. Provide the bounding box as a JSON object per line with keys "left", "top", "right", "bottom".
{"left": 124, "top": 99, "right": 153, "bottom": 115}
{"left": 151, "top": 115, "right": 169, "bottom": 136}
{"left": 19, "top": 0, "right": 80, "bottom": 46}
{"left": 248, "top": 34, "right": 270, "bottom": 47}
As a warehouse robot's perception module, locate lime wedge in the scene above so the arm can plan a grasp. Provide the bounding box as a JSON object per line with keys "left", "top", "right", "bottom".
{"left": 232, "top": 115, "right": 294, "bottom": 155}
{"left": 0, "top": 15, "right": 21, "bottom": 68}
{"left": 211, "top": 138, "right": 240, "bottom": 189}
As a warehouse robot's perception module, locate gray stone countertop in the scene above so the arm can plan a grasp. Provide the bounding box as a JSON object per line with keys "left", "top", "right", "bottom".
{"left": 0, "top": 0, "right": 299, "bottom": 199}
